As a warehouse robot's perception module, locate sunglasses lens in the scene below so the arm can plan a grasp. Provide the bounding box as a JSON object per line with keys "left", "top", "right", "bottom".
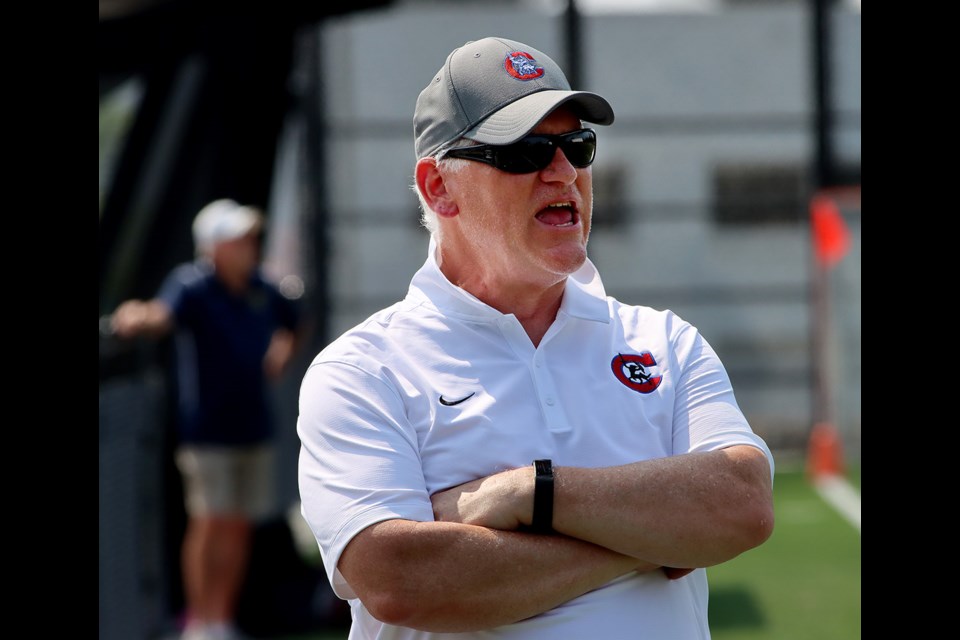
{"left": 499, "top": 131, "right": 595, "bottom": 173}
{"left": 562, "top": 132, "right": 596, "bottom": 168}
{"left": 498, "top": 138, "right": 556, "bottom": 173}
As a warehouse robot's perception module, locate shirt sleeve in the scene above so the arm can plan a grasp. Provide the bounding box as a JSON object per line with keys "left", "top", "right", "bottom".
{"left": 155, "top": 263, "right": 201, "bottom": 326}
{"left": 297, "top": 358, "right": 435, "bottom": 600}
{"left": 669, "top": 316, "right": 775, "bottom": 481}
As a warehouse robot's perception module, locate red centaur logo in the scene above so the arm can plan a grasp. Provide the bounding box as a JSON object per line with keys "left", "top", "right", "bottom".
{"left": 504, "top": 51, "right": 545, "bottom": 80}
{"left": 611, "top": 352, "right": 663, "bottom": 394}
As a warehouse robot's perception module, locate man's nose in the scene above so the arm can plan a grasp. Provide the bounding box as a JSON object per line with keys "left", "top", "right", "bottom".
{"left": 539, "top": 147, "right": 579, "bottom": 184}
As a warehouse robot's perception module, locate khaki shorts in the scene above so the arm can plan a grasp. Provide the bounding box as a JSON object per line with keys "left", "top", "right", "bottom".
{"left": 175, "top": 444, "right": 275, "bottom": 520}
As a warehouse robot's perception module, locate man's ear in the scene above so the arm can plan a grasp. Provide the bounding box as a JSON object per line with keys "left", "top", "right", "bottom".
{"left": 415, "top": 158, "right": 459, "bottom": 218}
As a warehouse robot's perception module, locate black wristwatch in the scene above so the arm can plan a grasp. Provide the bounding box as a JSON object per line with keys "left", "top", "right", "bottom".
{"left": 531, "top": 459, "right": 554, "bottom": 534}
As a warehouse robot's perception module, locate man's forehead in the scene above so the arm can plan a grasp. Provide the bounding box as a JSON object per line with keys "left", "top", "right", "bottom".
{"left": 532, "top": 108, "right": 583, "bottom": 132}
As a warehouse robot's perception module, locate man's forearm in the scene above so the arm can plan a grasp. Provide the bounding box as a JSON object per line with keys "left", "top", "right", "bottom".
{"left": 338, "top": 518, "right": 651, "bottom": 633}
{"left": 552, "top": 445, "right": 774, "bottom": 567}
{"left": 432, "top": 445, "right": 774, "bottom": 569}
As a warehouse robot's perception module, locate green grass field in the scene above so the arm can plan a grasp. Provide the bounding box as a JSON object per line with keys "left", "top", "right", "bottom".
{"left": 709, "top": 468, "right": 861, "bottom": 639}
{"left": 285, "top": 466, "right": 861, "bottom": 640}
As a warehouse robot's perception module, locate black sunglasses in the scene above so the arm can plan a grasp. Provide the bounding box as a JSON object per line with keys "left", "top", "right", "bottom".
{"left": 443, "top": 128, "right": 597, "bottom": 174}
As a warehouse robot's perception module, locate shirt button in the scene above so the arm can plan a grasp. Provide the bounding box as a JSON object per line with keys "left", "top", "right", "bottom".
{"left": 545, "top": 396, "right": 556, "bottom": 406}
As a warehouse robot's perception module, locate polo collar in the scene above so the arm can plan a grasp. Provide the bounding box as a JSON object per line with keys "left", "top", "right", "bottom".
{"left": 407, "top": 237, "right": 609, "bottom": 323}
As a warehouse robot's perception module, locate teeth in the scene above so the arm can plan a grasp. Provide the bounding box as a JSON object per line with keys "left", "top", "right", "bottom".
{"left": 547, "top": 202, "right": 573, "bottom": 209}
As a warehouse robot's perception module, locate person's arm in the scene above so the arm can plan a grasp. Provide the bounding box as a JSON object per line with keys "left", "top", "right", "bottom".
{"left": 556, "top": 445, "right": 772, "bottom": 567}
{"left": 431, "top": 444, "right": 773, "bottom": 569}
{"left": 263, "top": 328, "right": 296, "bottom": 380}
{"left": 264, "top": 285, "right": 308, "bottom": 380}
{"left": 110, "top": 299, "right": 174, "bottom": 338}
{"left": 338, "top": 518, "right": 655, "bottom": 633}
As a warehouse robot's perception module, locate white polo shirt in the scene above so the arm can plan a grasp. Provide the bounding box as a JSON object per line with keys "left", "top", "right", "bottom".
{"left": 298, "top": 240, "right": 774, "bottom": 640}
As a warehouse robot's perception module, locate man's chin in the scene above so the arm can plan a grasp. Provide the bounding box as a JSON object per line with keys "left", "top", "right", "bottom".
{"left": 549, "top": 244, "right": 588, "bottom": 273}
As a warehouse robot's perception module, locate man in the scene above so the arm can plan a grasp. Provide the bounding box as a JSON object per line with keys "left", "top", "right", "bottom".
{"left": 297, "top": 37, "right": 774, "bottom": 639}
{"left": 112, "top": 199, "right": 303, "bottom": 640}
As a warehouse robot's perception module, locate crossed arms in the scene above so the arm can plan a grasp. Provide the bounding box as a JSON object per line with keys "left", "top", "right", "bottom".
{"left": 337, "top": 444, "right": 773, "bottom": 632}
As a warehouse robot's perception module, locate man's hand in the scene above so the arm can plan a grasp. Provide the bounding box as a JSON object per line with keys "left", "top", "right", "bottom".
{"left": 111, "top": 299, "right": 173, "bottom": 338}
{"left": 662, "top": 567, "right": 696, "bottom": 580}
{"left": 431, "top": 466, "right": 534, "bottom": 531}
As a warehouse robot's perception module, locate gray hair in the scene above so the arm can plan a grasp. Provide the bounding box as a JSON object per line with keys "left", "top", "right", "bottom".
{"left": 412, "top": 138, "right": 476, "bottom": 241}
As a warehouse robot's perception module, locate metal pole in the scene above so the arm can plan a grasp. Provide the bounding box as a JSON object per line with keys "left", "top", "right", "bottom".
{"left": 812, "top": 0, "right": 835, "bottom": 189}
{"left": 563, "top": 0, "right": 582, "bottom": 89}
{"left": 809, "top": 0, "right": 839, "bottom": 446}
{"left": 302, "top": 25, "right": 330, "bottom": 350}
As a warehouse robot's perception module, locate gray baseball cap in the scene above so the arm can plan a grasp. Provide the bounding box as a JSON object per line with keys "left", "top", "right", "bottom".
{"left": 414, "top": 37, "right": 615, "bottom": 160}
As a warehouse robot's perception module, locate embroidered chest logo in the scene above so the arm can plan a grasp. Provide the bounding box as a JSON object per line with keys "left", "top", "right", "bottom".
{"left": 611, "top": 352, "right": 663, "bottom": 394}
{"left": 504, "top": 51, "right": 545, "bottom": 80}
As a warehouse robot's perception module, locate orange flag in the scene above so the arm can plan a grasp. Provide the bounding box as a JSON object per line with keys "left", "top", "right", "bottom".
{"left": 810, "top": 195, "right": 851, "bottom": 268}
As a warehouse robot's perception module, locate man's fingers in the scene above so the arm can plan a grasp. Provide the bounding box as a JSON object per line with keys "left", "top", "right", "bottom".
{"left": 662, "top": 567, "right": 695, "bottom": 580}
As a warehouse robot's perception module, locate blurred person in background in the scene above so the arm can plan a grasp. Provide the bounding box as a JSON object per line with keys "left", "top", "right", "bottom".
{"left": 297, "top": 37, "right": 774, "bottom": 639}
{"left": 112, "top": 199, "right": 303, "bottom": 640}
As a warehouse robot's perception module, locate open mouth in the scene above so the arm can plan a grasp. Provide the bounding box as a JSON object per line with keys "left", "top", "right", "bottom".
{"left": 535, "top": 201, "right": 579, "bottom": 227}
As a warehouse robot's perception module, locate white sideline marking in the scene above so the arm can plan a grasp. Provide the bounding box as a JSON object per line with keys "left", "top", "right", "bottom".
{"left": 813, "top": 475, "right": 861, "bottom": 533}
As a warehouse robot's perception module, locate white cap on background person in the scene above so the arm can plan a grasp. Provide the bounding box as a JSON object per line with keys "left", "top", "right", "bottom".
{"left": 192, "top": 199, "right": 263, "bottom": 253}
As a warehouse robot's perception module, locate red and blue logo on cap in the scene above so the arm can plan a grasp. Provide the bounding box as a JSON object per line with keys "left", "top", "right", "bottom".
{"left": 505, "top": 51, "right": 545, "bottom": 80}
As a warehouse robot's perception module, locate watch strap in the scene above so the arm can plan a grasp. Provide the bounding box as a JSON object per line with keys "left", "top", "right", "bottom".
{"left": 531, "top": 459, "right": 554, "bottom": 534}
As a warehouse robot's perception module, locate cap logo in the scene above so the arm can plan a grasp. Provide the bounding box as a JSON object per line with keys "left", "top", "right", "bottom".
{"left": 504, "top": 51, "right": 545, "bottom": 81}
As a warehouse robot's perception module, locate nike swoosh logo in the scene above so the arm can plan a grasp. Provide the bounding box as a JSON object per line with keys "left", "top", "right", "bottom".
{"left": 439, "top": 392, "right": 475, "bottom": 406}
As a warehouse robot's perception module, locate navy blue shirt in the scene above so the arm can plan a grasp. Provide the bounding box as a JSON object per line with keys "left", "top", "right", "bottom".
{"left": 158, "top": 261, "right": 301, "bottom": 446}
